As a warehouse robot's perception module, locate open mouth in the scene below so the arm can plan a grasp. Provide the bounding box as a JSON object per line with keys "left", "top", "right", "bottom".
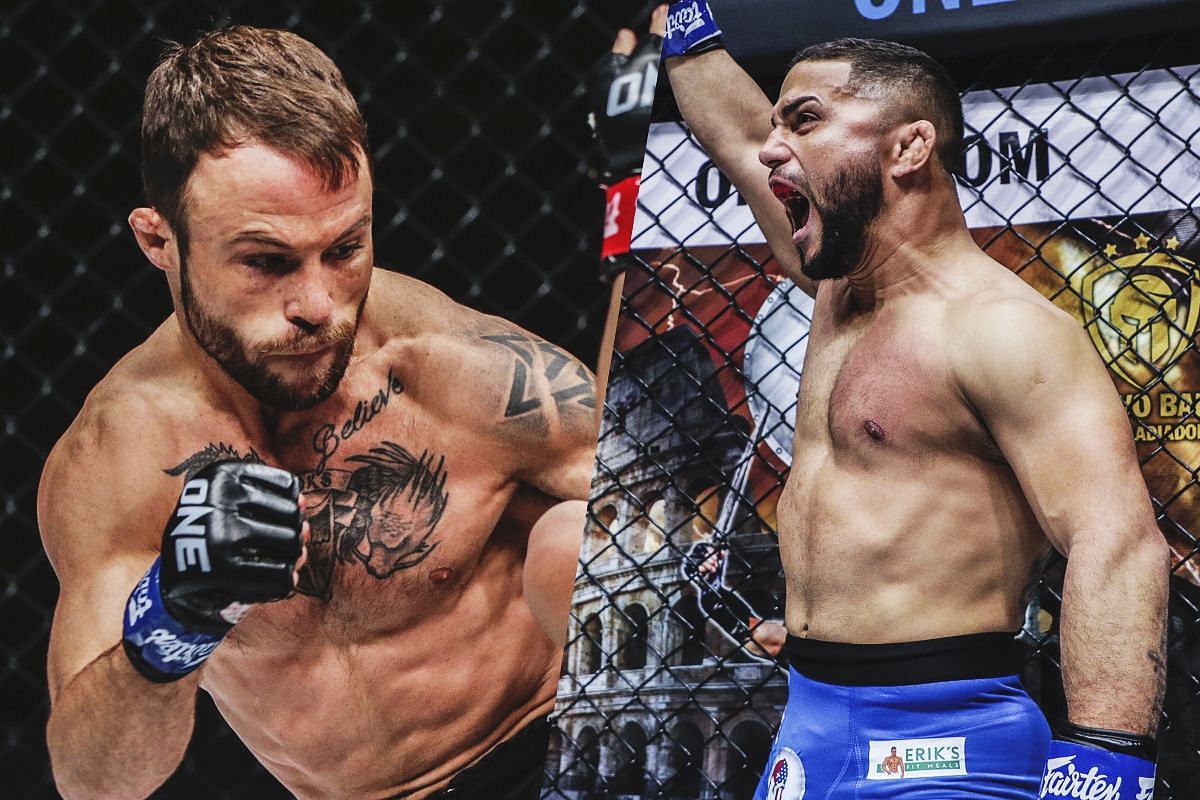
{"left": 274, "top": 346, "right": 331, "bottom": 363}
{"left": 769, "top": 179, "right": 812, "bottom": 242}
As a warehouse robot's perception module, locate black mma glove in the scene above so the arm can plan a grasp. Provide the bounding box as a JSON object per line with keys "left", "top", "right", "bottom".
{"left": 122, "top": 461, "right": 303, "bottom": 682}
{"left": 681, "top": 541, "right": 763, "bottom": 644}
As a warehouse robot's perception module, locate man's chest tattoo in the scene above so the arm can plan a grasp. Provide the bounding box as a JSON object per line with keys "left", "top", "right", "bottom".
{"left": 163, "top": 371, "right": 451, "bottom": 602}
{"left": 298, "top": 443, "right": 449, "bottom": 599}
{"left": 311, "top": 367, "right": 405, "bottom": 474}
{"left": 165, "top": 442, "right": 265, "bottom": 477}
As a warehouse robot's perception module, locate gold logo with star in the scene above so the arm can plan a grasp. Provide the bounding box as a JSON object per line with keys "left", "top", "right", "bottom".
{"left": 1082, "top": 235, "right": 1197, "bottom": 389}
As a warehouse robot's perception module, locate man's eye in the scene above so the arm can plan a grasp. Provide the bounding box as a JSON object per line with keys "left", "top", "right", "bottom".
{"left": 328, "top": 242, "right": 363, "bottom": 261}
{"left": 245, "top": 254, "right": 291, "bottom": 272}
{"left": 792, "top": 112, "right": 817, "bottom": 129}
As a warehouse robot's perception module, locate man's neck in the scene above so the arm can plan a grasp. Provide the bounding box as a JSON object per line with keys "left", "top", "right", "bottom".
{"left": 842, "top": 191, "right": 974, "bottom": 308}
{"left": 169, "top": 317, "right": 280, "bottom": 441}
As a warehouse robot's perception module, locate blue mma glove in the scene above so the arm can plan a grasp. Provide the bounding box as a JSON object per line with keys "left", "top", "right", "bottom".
{"left": 663, "top": 0, "right": 724, "bottom": 60}
{"left": 1039, "top": 721, "right": 1156, "bottom": 800}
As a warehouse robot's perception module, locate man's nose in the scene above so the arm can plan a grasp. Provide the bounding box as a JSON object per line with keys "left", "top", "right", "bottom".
{"left": 758, "top": 129, "right": 790, "bottom": 170}
{"left": 285, "top": 263, "right": 334, "bottom": 331}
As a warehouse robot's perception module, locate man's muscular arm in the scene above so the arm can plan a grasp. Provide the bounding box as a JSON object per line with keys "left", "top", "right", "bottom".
{"left": 663, "top": 2, "right": 812, "bottom": 295}
{"left": 42, "top": 397, "right": 303, "bottom": 798}
{"left": 473, "top": 322, "right": 599, "bottom": 501}
{"left": 525, "top": 500, "right": 586, "bottom": 649}
{"left": 41, "top": 402, "right": 198, "bottom": 799}
{"left": 954, "top": 291, "right": 1169, "bottom": 735}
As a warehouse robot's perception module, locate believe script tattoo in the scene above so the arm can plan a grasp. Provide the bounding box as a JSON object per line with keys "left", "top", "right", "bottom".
{"left": 165, "top": 369, "right": 449, "bottom": 600}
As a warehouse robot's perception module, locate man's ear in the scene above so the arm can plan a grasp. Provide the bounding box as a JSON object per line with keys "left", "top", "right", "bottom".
{"left": 891, "top": 120, "right": 937, "bottom": 178}
{"left": 128, "top": 207, "right": 180, "bottom": 272}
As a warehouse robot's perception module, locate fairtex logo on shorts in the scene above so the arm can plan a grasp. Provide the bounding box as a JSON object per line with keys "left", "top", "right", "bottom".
{"left": 1039, "top": 755, "right": 1154, "bottom": 800}
{"left": 866, "top": 738, "right": 967, "bottom": 780}
{"left": 765, "top": 747, "right": 806, "bottom": 799}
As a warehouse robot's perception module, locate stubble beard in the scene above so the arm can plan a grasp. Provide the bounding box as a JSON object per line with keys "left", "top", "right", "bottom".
{"left": 797, "top": 155, "right": 885, "bottom": 282}
{"left": 179, "top": 255, "right": 362, "bottom": 411}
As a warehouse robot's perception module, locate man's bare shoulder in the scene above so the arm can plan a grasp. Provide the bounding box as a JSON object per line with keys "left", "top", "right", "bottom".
{"left": 948, "top": 262, "right": 1082, "bottom": 347}
{"left": 364, "top": 268, "right": 520, "bottom": 370}
{"left": 363, "top": 269, "right": 595, "bottom": 472}
{"left": 39, "top": 332, "right": 200, "bottom": 574}
{"left": 366, "top": 268, "right": 576, "bottom": 387}
{"left": 364, "top": 268, "right": 490, "bottom": 340}
{"left": 944, "top": 259, "right": 1102, "bottom": 401}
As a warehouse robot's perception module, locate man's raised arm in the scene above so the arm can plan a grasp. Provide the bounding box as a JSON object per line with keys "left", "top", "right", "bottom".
{"left": 662, "top": 0, "right": 809, "bottom": 292}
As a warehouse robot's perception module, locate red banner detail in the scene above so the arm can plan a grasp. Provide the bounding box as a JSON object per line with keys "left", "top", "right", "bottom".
{"left": 600, "top": 175, "right": 641, "bottom": 259}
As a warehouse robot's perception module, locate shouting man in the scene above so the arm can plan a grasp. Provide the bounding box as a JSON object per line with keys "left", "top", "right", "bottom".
{"left": 663, "top": 3, "right": 1168, "bottom": 798}
{"left": 40, "top": 26, "right": 593, "bottom": 800}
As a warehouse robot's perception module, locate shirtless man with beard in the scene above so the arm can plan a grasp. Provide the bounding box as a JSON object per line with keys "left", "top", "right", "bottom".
{"left": 662, "top": 3, "right": 1168, "bottom": 798}
{"left": 39, "top": 26, "right": 593, "bottom": 800}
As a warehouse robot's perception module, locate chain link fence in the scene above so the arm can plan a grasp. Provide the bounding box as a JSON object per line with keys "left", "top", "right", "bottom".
{"left": 546, "top": 27, "right": 1200, "bottom": 800}
{"left": 0, "top": 1, "right": 652, "bottom": 796}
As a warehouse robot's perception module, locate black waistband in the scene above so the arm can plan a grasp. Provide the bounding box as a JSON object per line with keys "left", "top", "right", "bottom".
{"left": 786, "top": 632, "right": 1025, "bottom": 686}
{"left": 430, "top": 717, "right": 551, "bottom": 800}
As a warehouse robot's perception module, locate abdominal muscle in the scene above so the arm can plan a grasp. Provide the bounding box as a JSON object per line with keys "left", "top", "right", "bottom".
{"left": 198, "top": 552, "right": 559, "bottom": 800}
{"left": 777, "top": 444, "right": 1049, "bottom": 644}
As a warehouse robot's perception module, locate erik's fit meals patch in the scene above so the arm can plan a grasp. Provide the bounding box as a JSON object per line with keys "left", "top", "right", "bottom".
{"left": 866, "top": 738, "right": 967, "bottom": 780}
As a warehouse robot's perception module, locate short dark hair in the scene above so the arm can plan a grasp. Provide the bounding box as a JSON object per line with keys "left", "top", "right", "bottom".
{"left": 789, "top": 38, "right": 962, "bottom": 173}
{"left": 141, "top": 25, "right": 370, "bottom": 253}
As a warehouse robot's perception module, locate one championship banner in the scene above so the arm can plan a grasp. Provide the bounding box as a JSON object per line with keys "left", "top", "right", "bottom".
{"left": 635, "top": 64, "right": 1200, "bottom": 249}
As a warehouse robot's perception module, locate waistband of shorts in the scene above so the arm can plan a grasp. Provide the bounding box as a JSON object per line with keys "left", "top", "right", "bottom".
{"left": 432, "top": 716, "right": 551, "bottom": 798}
{"left": 786, "top": 632, "right": 1025, "bottom": 686}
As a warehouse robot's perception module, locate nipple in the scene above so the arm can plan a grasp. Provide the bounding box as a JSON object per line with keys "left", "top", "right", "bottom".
{"left": 863, "top": 419, "right": 887, "bottom": 442}
{"left": 430, "top": 567, "right": 456, "bottom": 584}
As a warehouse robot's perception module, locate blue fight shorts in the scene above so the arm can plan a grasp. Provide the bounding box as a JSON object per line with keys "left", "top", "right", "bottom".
{"left": 755, "top": 633, "right": 1051, "bottom": 800}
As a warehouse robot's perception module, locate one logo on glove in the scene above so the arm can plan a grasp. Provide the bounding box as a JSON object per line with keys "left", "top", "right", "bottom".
{"left": 170, "top": 478, "right": 214, "bottom": 573}
{"left": 766, "top": 747, "right": 805, "bottom": 800}
{"left": 1040, "top": 755, "right": 1125, "bottom": 800}
{"left": 606, "top": 60, "right": 657, "bottom": 117}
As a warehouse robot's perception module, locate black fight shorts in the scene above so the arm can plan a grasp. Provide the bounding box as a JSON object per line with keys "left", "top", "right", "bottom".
{"left": 429, "top": 717, "right": 552, "bottom": 800}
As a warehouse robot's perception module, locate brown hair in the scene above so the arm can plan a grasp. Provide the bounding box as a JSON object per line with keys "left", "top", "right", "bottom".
{"left": 790, "top": 38, "right": 963, "bottom": 174}
{"left": 141, "top": 25, "right": 370, "bottom": 253}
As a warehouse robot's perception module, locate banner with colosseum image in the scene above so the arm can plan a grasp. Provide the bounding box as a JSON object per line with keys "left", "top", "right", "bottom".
{"left": 543, "top": 57, "right": 1200, "bottom": 800}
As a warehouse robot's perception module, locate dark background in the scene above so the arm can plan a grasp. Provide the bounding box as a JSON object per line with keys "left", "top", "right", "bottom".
{"left": 0, "top": 1, "right": 650, "bottom": 797}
